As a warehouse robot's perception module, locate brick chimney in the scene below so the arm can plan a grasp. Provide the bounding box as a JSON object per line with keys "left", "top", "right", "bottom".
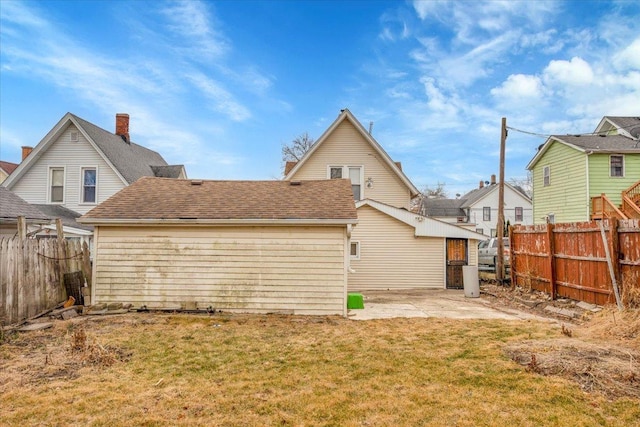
{"left": 21, "top": 146, "right": 33, "bottom": 161}
{"left": 479, "top": 180, "right": 484, "bottom": 189}
{"left": 490, "top": 174, "right": 496, "bottom": 185}
{"left": 115, "top": 113, "right": 130, "bottom": 143}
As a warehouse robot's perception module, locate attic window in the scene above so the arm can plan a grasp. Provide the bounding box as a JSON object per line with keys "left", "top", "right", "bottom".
{"left": 70, "top": 131, "right": 79, "bottom": 142}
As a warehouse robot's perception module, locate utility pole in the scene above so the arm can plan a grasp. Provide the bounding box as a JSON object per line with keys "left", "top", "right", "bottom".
{"left": 496, "top": 117, "right": 507, "bottom": 284}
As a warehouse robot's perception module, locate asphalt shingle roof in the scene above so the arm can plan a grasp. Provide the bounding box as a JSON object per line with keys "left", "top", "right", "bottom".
{"left": 33, "top": 204, "right": 93, "bottom": 231}
{"left": 81, "top": 177, "right": 358, "bottom": 222}
{"left": 421, "top": 198, "right": 466, "bottom": 217}
{"left": 150, "top": 165, "right": 184, "bottom": 178}
{"left": 554, "top": 134, "right": 640, "bottom": 152}
{"left": 0, "top": 187, "right": 50, "bottom": 222}
{"left": 0, "top": 161, "right": 18, "bottom": 176}
{"left": 604, "top": 116, "right": 640, "bottom": 138}
{"left": 71, "top": 114, "right": 182, "bottom": 184}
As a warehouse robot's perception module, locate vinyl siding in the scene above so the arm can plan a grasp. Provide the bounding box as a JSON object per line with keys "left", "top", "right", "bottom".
{"left": 467, "top": 186, "right": 533, "bottom": 235}
{"left": 532, "top": 142, "right": 588, "bottom": 223}
{"left": 588, "top": 153, "right": 640, "bottom": 206}
{"left": 11, "top": 124, "right": 126, "bottom": 214}
{"left": 348, "top": 206, "right": 445, "bottom": 290}
{"left": 92, "top": 225, "right": 347, "bottom": 315}
{"left": 290, "top": 121, "right": 411, "bottom": 208}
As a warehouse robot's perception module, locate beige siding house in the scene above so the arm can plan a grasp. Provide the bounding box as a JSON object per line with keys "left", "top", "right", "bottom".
{"left": 285, "top": 109, "right": 485, "bottom": 290}
{"left": 80, "top": 178, "right": 358, "bottom": 316}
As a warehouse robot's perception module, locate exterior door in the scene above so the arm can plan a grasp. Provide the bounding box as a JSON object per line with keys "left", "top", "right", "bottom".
{"left": 446, "top": 239, "right": 468, "bottom": 289}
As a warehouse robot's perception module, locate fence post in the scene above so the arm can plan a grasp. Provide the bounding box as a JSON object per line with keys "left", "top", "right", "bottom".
{"left": 546, "top": 222, "right": 556, "bottom": 299}
{"left": 509, "top": 225, "right": 516, "bottom": 289}
{"left": 608, "top": 218, "right": 621, "bottom": 294}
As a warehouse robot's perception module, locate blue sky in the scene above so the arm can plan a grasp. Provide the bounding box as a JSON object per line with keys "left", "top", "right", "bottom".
{"left": 1, "top": 0, "right": 639, "bottom": 197}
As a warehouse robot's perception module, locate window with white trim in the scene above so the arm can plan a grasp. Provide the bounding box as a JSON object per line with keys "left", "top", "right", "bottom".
{"left": 543, "top": 165, "right": 550, "bottom": 186}
{"left": 328, "top": 166, "right": 362, "bottom": 200}
{"left": 82, "top": 167, "right": 97, "bottom": 203}
{"left": 350, "top": 241, "right": 360, "bottom": 259}
{"left": 50, "top": 167, "right": 64, "bottom": 203}
{"left": 515, "top": 207, "right": 523, "bottom": 222}
{"left": 476, "top": 228, "right": 484, "bottom": 235}
{"left": 483, "top": 207, "right": 491, "bottom": 221}
{"left": 610, "top": 155, "right": 624, "bottom": 177}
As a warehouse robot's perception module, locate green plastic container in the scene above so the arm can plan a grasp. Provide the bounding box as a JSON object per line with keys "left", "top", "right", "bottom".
{"left": 347, "top": 293, "right": 364, "bottom": 309}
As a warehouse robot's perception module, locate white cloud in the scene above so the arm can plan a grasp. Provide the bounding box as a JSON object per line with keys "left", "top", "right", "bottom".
{"left": 491, "top": 74, "right": 544, "bottom": 99}
{"left": 613, "top": 37, "right": 640, "bottom": 71}
{"left": 186, "top": 72, "right": 251, "bottom": 122}
{"left": 543, "top": 57, "right": 594, "bottom": 86}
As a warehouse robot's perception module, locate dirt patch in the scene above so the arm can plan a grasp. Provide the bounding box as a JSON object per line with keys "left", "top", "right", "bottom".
{"left": 482, "top": 280, "right": 640, "bottom": 399}
{"left": 506, "top": 339, "right": 639, "bottom": 399}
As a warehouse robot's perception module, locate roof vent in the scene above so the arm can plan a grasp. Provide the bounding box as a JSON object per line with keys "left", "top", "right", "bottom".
{"left": 290, "top": 181, "right": 301, "bottom": 186}
{"left": 191, "top": 180, "right": 203, "bottom": 185}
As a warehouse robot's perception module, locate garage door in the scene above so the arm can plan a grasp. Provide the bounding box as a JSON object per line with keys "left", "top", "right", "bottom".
{"left": 93, "top": 225, "right": 347, "bottom": 315}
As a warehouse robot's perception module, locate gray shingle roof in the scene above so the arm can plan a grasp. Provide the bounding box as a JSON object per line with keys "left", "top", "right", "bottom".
{"left": 81, "top": 177, "right": 358, "bottom": 222}
{"left": 603, "top": 116, "right": 640, "bottom": 138}
{"left": 33, "top": 204, "right": 93, "bottom": 231}
{"left": 151, "top": 165, "right": 184, "bottom": 178}
{"left": 71, "top": 114, "right": 183, "bottom": 184}
{"left": 554, "top": 134, "right": 640, "bottom": 152}
{"left": 0, "top": 187, "right": 50, "bottom": 223}
{"left": 421, "top": 198, "right": 466, "bottom": 217}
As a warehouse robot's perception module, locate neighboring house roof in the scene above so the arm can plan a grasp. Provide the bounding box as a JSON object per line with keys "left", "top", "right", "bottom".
{"left": 33, "top": 204, "right": 93, "bottom": 232}
{"left": 420, "top": 183, "right": 531, "bottom": 218}
{"left": 0, "top": 187, "right": 50, "bottom": 223}
{"left": 3, "top": 112, "right": 185, "bottom": 189}
{"left": 80, "top": 177, "right": 358, "bottom": 225}
{"left": 284, "top": 109, "right": 419, "bottom": 197}
{"left": 421, "top": 198, "right": 466, "bottom": 217}
{"left": 284, "top": 161, "right": 297, "bottom": 175}
{"left": 527, "top": 134, "right": 640, "bottom": 170}
{"left": 357, "top": 199, "right": 486, "bottom": 240}
{"left": 150, "top": 165, "right": 186, "bottom": 178}
{"left": 595, "top": 116, "right": 640, "bottom": 139}
{"left": 0, "top": 160, "right": 18, "bottom": 176}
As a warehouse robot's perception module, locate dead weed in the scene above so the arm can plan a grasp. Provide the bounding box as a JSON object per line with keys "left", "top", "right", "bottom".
{"left": 506, "top": 338, "right": 640, "bottom": 399}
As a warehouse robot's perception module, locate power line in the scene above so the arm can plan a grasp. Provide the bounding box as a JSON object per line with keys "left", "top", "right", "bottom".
{"left": 507, "top": 120, "right": 640, "bottom": 139}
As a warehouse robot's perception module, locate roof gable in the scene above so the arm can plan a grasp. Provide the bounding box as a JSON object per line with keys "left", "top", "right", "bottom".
{"left": 595, "top": 116, "right": 640, "bottom": 139}
{"left": 81, "top": 177, "right": 358, "bottom": 224}
{"left": 3, "top": 113, "right": 182, "bottom": 189}
{"left": 0, "top": 161, "right": 18, "bottom": 176}
{"left": 284, "top": 109, "right": 419, "bottom": 197}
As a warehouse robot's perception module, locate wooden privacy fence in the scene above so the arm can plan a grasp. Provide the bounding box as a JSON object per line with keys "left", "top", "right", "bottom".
{"left": 510, "top": 219, "right": 640, "bottom": 306}
{"left": 0, "top": 237, "right": 91, "bottom": 325}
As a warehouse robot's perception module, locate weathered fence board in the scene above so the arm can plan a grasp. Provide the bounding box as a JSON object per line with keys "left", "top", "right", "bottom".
{"left": 0, "top": 238, "right": 91, "bottom": 325}
{"left": 511, "top": 219, "right": 640, "bottom": 306}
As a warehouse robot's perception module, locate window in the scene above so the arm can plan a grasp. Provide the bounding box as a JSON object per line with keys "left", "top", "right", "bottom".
{"left": 350, "top": 241, "right": 360, "bottom": 259}
{"left": 82, "top": 168, "right": 97, "bottom": 203}
{"left": 483, "top": 207, "right": 491, "bottom": 221}
{"left": 50, "top": 167, "right": 64, "bottom": 203}
{"left": 476, "top": 228, "right": 484, "bottom": 235}
{"left": 543, "top": 166, "right": 550, "bottom": 186}
{"left": 610, "top": 155, "right": 624, "bottom": 177}
{"left": 329, "top": 166, "right": 362, "bottom": 200}
{"left": 515, "top": 207, "right": 523, "bottom": 222}
{"left": 491, "top": 228, "right": 496, "bottom": 237}
{"left": 70, "top": 131, "right": 79, "bottom": 142}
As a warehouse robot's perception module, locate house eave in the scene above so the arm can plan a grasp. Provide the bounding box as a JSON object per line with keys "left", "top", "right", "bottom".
{"left": 79, "top": 218, "right": 359, "bottom": 226}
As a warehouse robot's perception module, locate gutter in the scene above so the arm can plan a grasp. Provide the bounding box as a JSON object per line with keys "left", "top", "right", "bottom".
{"left": 78, "top": 218, "right": 359, "bottom": 226}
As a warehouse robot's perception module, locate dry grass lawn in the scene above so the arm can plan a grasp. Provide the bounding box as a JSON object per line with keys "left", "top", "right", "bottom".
{"left": 1, "top": 312, "right": 639, "bottom": 426}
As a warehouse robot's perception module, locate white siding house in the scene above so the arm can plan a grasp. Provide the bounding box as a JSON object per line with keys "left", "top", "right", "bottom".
{"left": 2, "top": 113, "right": 185, "bottom": 244}
{"left": 80, "top": 178, "right": 358, "bottom": 316}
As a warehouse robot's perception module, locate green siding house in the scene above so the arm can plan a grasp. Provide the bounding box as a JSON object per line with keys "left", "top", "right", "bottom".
{"left": 527, "top": 116, "right": 640, "bottom": 224}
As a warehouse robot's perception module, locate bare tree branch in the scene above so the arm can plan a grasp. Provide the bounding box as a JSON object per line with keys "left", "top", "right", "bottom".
{"left": 282, "top": 132, "right": 314, "bottom": 163}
